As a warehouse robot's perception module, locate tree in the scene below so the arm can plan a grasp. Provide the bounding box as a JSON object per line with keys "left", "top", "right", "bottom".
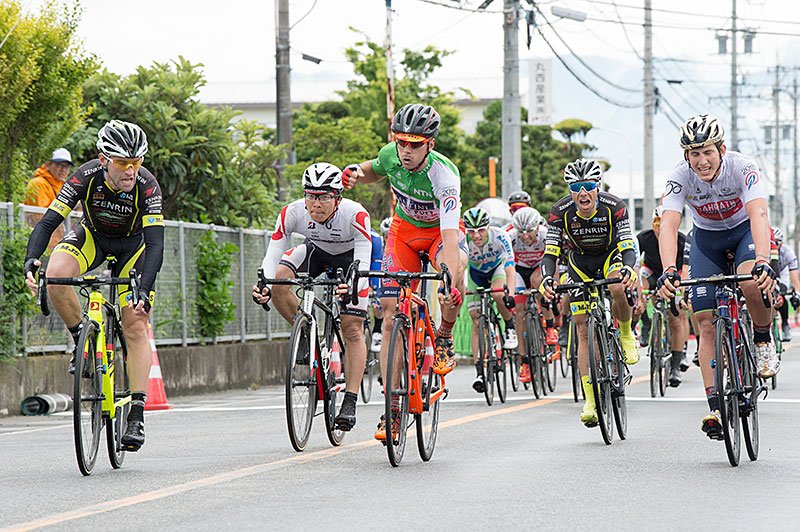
{"left": 0, "top": 1, "right": 97, "bottom": 202}
{"left": 69, "top": 58, "right": 286, "bottom": 227}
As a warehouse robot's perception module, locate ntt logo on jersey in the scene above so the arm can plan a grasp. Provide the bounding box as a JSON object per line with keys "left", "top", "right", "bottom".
{"left": 745, "top": 171, "right": 759, "bottom": 190}
{"left": 443, "top": 196, "right": 457, "bottom": 213}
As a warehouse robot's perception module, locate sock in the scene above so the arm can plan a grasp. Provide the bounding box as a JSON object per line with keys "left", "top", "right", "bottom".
{"left": 438, "top": 318, "right": 455, "bottom": 338}
{"left": 129, "top": 392, "right": 146, "bottom": 423}
{"left": 545, "top": 319, "right": 554, "bottom": 328}
{"left": 619, "top": 319, "right": 632, "bottom": 335}
{"left": 505, "top": 318, "right": 514, "bottom": 331}
{"left": 753, "top": 326, "right": 770, "bottom": 344}
{"left": 343, "top": 391, "right": 358, "bottom": 405}
{"left": 671, "top": 350, "right": 683, "bottom": 359}
{"left": 475, "top": 362, "right": 483, "bottom": 376}
{"left": 705, "top": 387, "right": 719, "bottom": 412}
{"left": 67, "top": 323, "right": 82, "bottom": 342}
{"left": 372, "top": 318, "right": 383, "bottom": 334}
{"left": 581, "top": 375, "right": 594, "bottom": 401}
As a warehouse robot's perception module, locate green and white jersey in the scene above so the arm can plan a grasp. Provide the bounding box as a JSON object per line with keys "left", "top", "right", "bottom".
{"left": 372, "top": 142, "right": 462, "bottom": 230}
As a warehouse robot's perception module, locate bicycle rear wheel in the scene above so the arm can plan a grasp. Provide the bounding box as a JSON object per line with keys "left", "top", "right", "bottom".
{"left": 546, "top": 344, "right": 558, "bottom": 393}
{"left": 361, "top": 321, "right": 375, "bottom": 403}
{"left": 714, "top": 320, "right": 740, "bottom": 466}
{"left": 610, "top": 336, "right": 628, "bottom": 440}
{"left": 588, "top": 316, "right": 613, "bottom": 445}
{"left": 323, "top": 331, "right": 346, "bottom": 447}
{"left": 106, "top": 323, "right": 130, "bottom": 469}
{"left": 526, "top": 313, "right": 543, "bottom": 399}
{"left": 569, "top": 321, "right": 581, "bottom": 403}
{"left": 494, "top": 322, "right": 508, "bottom": 404}
{"left": 386, "top": 318, "right": 411, "bottom": 467}
{"left": 285, "top": 314, "right": 317, "bottom": 452}
{"left": 740, "top": 333, "right": 759, "bottom": 461}
{"left": 478, "top": 318, "right": 495, "bottom": 406}
{"left": 559, "top": 338, "right": 569, "bottom": 378}
{"left": 416, "top": 366, "right": 441, "bottom": 462}
{"left": 770, "top": 318, "right": 781, "bottom": 390}
{"left": 509, "top": 350, "right": 521, "bottom": 392}
{"left": 648, "top": 312, "right": 661, "bottom": 398}
{"left": 74, "top": 320, "right": 103, "bottom": 476}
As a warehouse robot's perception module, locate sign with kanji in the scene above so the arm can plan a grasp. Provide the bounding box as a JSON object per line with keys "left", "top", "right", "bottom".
{"left": 528, "top": 58, "right": 552, "bottom": 125}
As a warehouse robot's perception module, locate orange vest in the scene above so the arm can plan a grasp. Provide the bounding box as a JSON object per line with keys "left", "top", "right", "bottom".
{"left": 24, "top": 166, "right": 64, "bottom": 208}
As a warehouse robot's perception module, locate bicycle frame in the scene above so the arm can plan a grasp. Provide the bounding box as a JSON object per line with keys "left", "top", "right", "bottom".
{"left": 85, "top": 288, "right": 129, "bottom": 420}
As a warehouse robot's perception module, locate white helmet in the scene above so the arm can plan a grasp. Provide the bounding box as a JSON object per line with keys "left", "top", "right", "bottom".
{"left": 302, "top": 162, "right": 343, "bottom": 191}
{"left": 512, "top": 207, "right": 543, "bottom": 232}
{"left": 563, "top": 158, "right": 603, "bottom": 184}
{"left": 97, "top": 120, "right": 148, "bottom": 159}
{"left": 379, "top": 217, "right": 392, "bottom": 236}
{"left": 679, "top": 114, "right": 725, "bottom": 150}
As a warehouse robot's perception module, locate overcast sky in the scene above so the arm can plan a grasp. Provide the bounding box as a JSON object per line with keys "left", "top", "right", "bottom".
{"left": 26, "top": 0, "right": 800, "bottom": 199}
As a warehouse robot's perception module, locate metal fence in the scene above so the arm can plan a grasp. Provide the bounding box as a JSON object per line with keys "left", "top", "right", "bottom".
{"left": 1, "top": 202, "right": 297, "bottom": 354}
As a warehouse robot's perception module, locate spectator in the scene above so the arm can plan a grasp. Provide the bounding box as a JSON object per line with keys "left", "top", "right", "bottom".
{"left": 24, "top": 148, "right": 73, "bottom": 207}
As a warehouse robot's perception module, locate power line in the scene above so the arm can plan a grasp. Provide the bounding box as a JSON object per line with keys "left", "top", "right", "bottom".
{"left": 610, "top": 0, "right": 644, "bottom": 61}
{"left": 289, "top": 0, "right": 318, "bottom": 30}
{"left": 411, "top": 0, "right": 504, "bottom": 14}
{"left": 535, "top": 24, "right": 642, "bottom": 108}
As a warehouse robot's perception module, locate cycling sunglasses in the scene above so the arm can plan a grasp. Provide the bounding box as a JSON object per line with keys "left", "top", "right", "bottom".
{"left": 568, "top": 181, "right": 600, "bottom": 193}
{"left": 396, "top": 137, "right": 431, "bottom": 150}
{"left": 108, "top": 157, "right": 144, "bottom": 172}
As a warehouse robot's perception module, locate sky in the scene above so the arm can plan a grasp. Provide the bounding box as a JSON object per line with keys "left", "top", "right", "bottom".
{"left": 23, "top": 0, "right": 800, "bottom": 205}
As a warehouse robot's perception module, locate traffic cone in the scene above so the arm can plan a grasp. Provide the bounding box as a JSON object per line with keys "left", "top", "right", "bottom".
{"left": 144, "top": 322, "right": 171, "bottom": 411}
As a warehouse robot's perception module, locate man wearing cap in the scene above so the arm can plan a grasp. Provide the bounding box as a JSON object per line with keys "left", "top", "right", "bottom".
{"left": 24, "top": 148, "right": 73, "bottom": 208}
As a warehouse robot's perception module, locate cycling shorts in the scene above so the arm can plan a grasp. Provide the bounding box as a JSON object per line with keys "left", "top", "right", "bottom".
{"left": 565, "top": 248, "right": 623, "bottom": 316}
{"left": 467, "top": 264, "right": 505, "bottom": 311}
{"left": 52, "top": 222, "right": 147, "bottom": 307}
{"left": 379, "top": 216, "right": 467, "bottom": 298}
{"left": 279, "top": 242, "right": 367, "bottom": 317}
{"left": 688, "top": 221, "right": 755, "bottom": 313}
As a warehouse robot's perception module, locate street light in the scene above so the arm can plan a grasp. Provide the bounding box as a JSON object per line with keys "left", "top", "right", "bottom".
{"left": 551, "top": 6, "right": 587, "bottom": 22}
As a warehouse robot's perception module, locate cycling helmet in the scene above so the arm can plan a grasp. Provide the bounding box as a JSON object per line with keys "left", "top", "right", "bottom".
{"left": 379, "top": 217, "right": 392, "bottom": 237}
{"left": 679, "top": 114, "right": 725, "bottom": 150}
{"left": 462, "top": 207, "right": 490, "bottom": 229}
{"left": 653, "top": 205, "right": 664, "bottom": 219}
{"left": 563, "top": 158, "right": 604, "bottom": 184}
{"left": 512, "top": 207, "right": 543, "bottom": 232}
{"left": 302, "top": 162, "right": 343, "bottom": 192}
{"left": 773, "top": 227, "right": 785, "bottom": 243}
{"left": 507, "top": 191, "right": 531, "bottom": 206}
{"left": 97, "top": 120, "right": 148, "bottom": 159}
{"left": 391, "top": 104, "right": 440, "bottom": 139}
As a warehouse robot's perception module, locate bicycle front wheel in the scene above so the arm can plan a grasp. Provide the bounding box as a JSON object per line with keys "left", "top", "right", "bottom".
{"left": 416, "top": 365, "right": 441, "bottom": 462}
{"left": 285, "top": 314, "right": 317, "bottom": 452}
{"left": 714, "top": 320, "right": 741, "bottom": 466}
{"left": 361, "top": 321, "right": 375, "bottom": 403}
{"left": 509, "top": 349, "right": 521, "bottom": 392}
{"left": 323, "top": 330, "right": 346, "bottom": 447}
{"left": 610, "top": 336, "right": 628, "bottom": 440}
{"left": 106, "top": 323, "right": 130, "bottom": 469}
{"left": 494, "top": 322, "right": 508, "bottom": 404}
{"left": 740, "top": 332, "right": 759, "bottom": 462}
{"left": 546, "top": 343, "right": 558, "bottom": 393}
{"left": 569, "top": 321, "right": 581, "bottom": 403}
{"left": 559, "top": 333, "right": 569, "bottom": 379}
{"left": 478, "top": 318, "right": 495, "bottom": 406}
{"left": 588, "top": 316, "right": 613, "bottom": 445}
{"left": 648, "top": 312, "right": 662, "bottom": 398}
{"left": 770, "top": 318, "right": 781, "bottom": 390}
{"left": 526, "top": 313, "right": 543, "bottom": 399}
{"left": 386, "top": 317, "right": 411, "bottom": 466}
{"left": 74, "top": 320, "right": 103, "bottom": 476}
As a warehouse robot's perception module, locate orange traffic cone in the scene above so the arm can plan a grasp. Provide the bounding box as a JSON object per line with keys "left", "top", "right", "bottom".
{"left": 144, "top": 322, "right": 170, "bottom": 411}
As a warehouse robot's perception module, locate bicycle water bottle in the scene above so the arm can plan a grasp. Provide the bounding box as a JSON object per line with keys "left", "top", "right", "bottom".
{"left": 604, "top": 297, "right": 612, "bottom": 325}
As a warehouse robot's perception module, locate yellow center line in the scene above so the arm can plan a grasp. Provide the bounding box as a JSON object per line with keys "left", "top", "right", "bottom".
{"left": 1, "top": 397, "right": 559, "bottom": 532}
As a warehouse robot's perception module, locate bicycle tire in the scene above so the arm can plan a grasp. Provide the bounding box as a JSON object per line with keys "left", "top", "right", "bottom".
{"left": 386, "top": 318, "right": 410, "bottom": 467}
{"left": 714, "top": 320, "right": 740, "bottom": 466}
{"left": 588, "top": 315, "right": 614, "bottom": 445}
{"left": 660, "top": 313, "right": 670, "bottom": 396}
{"left": 546, "top": 343, "right": 558, "bottom": 393}
{"left": 559, "top": 335, "right": 569, "bottom": 379}
{"left": 285, "top": 314, "right": 317, "bottom": 452}
{"left": 740, "top": 329, "right": 759, "bottom": 462}
{"left": 770, "top": 318, "right": 781, "bottom": 390}
{"left": 323, "top": 329, "right": 346, "bottom": 447}
{"left": 569, "top": 320, "right": 581, "bottom": 403}
{"left": 74, "top": 320, "right": 103, "bottom": 476}
{"left": 610, "top": 335, "right": 628, "bottom": 440}
{"left": 106, "top": 322, "right": 130, "bottom": 469}
{"left": 509, "top": 350, "right": 521, "bottom": 392}
{"left": 416, "top": 366, "right": 441, "bottom": 462}
{"left": 494, "top": 322, "right": 508, "bottom": 404}
{"left": 648, "top": 312, "right": 659, "bottom": 398}
{"left": 478, "top": 318, "right": 495, "bottom": 406}
{"left": 361, "top": 321, "right": 374, "bottom": 403}
{"left": 526, "top": 312, "right": 543, "bottom": 399}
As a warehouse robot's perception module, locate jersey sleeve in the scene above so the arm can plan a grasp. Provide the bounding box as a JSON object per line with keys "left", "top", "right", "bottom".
{"left": 611, "top": 198, "right": 636, "bottom": 267}
{"left": 260, "top": 204, "right": 297, "bottom": 279}
{"left": 371, "top": 143, "right": 395, "bottom": 177}
{"left": 139, "top": 171, "right": 164, "bottom": 229}
{"left": 738, "top": 159, "right": 768, "bottom": 204}
{"left": 498, "top": 230, "right": 515, "bottom": 269}
{"left": 430, "top": 161, "right": 462, "bottom": 232}
{"left": 542, "top": 205, "right": 564, "bottom": 278}
{"left": 661, "top": 163, "right": 689, "bottom": 214}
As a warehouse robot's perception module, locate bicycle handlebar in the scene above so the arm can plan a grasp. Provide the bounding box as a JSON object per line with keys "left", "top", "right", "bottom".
{"left": 670, "top": 273, "right": 771, "bottom": 309}
{"left": 554, "top": 276, "right": 636, "bottom": 307}
{"left": 37, "top": 269, "right": 140, "bottom": 317}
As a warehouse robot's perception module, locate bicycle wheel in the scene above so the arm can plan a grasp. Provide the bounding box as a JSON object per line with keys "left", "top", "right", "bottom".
{"left": 285, "top": 314, "right": 317, "bottom": 452}
{"left": 361, "top": 321, "right": 374, "bottom": 403}
{"left": 106, "top": 323, "right": 130, "bottom": 469}
{"left": 588, "top": 316, "right": 613, "bottom": 445}
{"left": 509, "top": 350, "right": 521, "bottom": 392}
{"left": 74, "top": 320, "right": 103, "bottom": 476}
{"left": 770, "top": 318, "right": 781, "bottom": 390}
{"left": 478, "top": 318, "right": 495, "bottom": 405}
{"left": 740, "top": 332, "right": 759, "bottom": 462}
{"left": 648, "top": 312, "right": 661, "bottom": 398}
{"left": 386, "top": 318, "right": 411, "bottom": 467}
{"left": 569, "top": 321, "right": 581, "bottom": 403}
{"left": 610, "top": 335, "right": 628, "bottom": 440}
{"left": 323, "top": 331, "right": 346, "bottom": 447}
{"left": 546, "top": 343, "right": 558, "bottom": 393}
{"left": 559, "top": 335, "right": 569, "bottom": 379}
{"left": 526, "top": 313, "right": 543, "bottom": 399}
{"left": 494, "top": 322, "right": 508, "bottom": 404}
{"left": 714, "top": 320, "right": 740, "bottom": 466}
{"left": 416, "top": 365, "right": 441, "bottom": 462}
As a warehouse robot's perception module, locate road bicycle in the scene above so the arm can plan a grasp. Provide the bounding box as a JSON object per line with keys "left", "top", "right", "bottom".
{"left": 257, "top": 268, "right": 348, "bottom": 452}
{"left": 360, "top": 290, "right": 381, "bottom": 403}
{"left": 642, "top": 289, "right": 672, "bottom": 398}
{"left": 355, "top": 255, "right": 451, "bottom": 467}
{"left": 466, "top": 286, "right": 512, "bottom": 406}
{"left": 517, "top": 288, "right": 557, "bottom": 399}
{"left": 37, "top": 261, "right": 136, "bottom": 476}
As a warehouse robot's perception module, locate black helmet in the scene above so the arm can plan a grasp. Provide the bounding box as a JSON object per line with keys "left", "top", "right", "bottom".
{"left": 391, "top": 104, "right": 440, "bottom": 139}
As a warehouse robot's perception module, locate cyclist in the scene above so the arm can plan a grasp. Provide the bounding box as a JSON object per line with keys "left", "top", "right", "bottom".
{"left": 342, "top": 103, "right": 468, "bottom": 441}
{"left": 23, "top": 120, "right": 163, "bottom": 452}
{"left": 539, "top": 158, "right": 639, "bottom": 428}
{"left": 507, "top": 206, "right": 550, "bottom": 382}
{"left": 773, "top": 227, "right": 800, "bottom": 341}
{"left": 634, "top": 206, "right": 688, "bottom": 386}
{"left": 656, "top": 114, "right": 778, "bottom": 440}
{"left": 463, "top": 207, "right": 518, "bottom": 392}
{"left": 505, "top": 191, "right": 532, "bottom": 231}
{"left": 251, "top": 162, "right": 371, "bottom": 432}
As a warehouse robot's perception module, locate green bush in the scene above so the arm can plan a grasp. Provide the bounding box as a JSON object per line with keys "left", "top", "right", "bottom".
{"left": 0, "top": 210, "right": 36, "bottom": 358}
{"left": 195, "top": 230, "right": 238, "bottom": 340}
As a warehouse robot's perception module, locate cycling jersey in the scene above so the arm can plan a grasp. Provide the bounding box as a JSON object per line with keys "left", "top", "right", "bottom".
{"left": 541, "top": 191, "right": 635, "bottom": 279}
{"left": 508, "top": 225, "right": 547, "bottom": 268}
{"left": 467, "top": 226, "right": 515, "bottom": 274}
{"left": 637, "top": 229, "right": 686, "bottom": 274}
{"left": 778, "top": 244, "right": 798, "bottom": 285}
{"left": 371, "top": 142, "right": 462, "bottom": 230}
{"left": 661, "top": 151, "right": 768, "bottom": 231}
{"left": 25, "top": 159, "right": 164, "bottom": 294}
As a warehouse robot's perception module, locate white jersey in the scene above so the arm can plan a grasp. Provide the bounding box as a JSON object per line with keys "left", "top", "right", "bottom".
{"left": 260, "top": 198, "right": 372, "bottom": 278}
{"left": 508, "top": 225, "right": 547, "bottom": 268}
{"left": 467, "top": 226, "right": 515, "bottom": 273}
{"left": 661, "top": 151, "right": 768, "bottom": 231}
{"left": 778, "top": 244, "right": 798, "bottom": 285}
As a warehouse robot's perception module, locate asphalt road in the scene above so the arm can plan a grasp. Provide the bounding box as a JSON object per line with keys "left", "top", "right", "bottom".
{"left": 2, "top": 339, "right": 800, "bottom": 531}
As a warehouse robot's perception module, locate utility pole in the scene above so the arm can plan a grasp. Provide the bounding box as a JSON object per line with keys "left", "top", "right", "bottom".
{"left": 275, "top": 0, "right": 292, "bottom": 200}
{"left": 730, "top": 0, "right": 739, "bottom": 151}
{"left": 773, "top": 61, "right": 782, "bottom": 227}
{"left": 502, "top": 0, "right": 522, "bottom": 198}
{"left": 794, "top": 74, "right": 798, "bottom": 258}
{"left": 385, "top": 0, "right": 395, "bottom": 142}
{"left": 643, "top": 0, "right": 654, "bottom": 224}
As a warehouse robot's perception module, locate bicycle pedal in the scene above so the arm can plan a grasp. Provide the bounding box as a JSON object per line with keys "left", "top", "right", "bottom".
{"left": 443, "top": 388, "right": 449, "bottom": 399}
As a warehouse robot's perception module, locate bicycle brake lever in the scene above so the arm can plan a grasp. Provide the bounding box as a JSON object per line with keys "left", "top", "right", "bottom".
{"left": 37, "top": 273, "right": 50, "bottom": 317}
{"left": 256, "top": 268, "right": 270, "bottom": 311}
{"left": 348, "top": 260, "right": 360, "bottom": 306}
